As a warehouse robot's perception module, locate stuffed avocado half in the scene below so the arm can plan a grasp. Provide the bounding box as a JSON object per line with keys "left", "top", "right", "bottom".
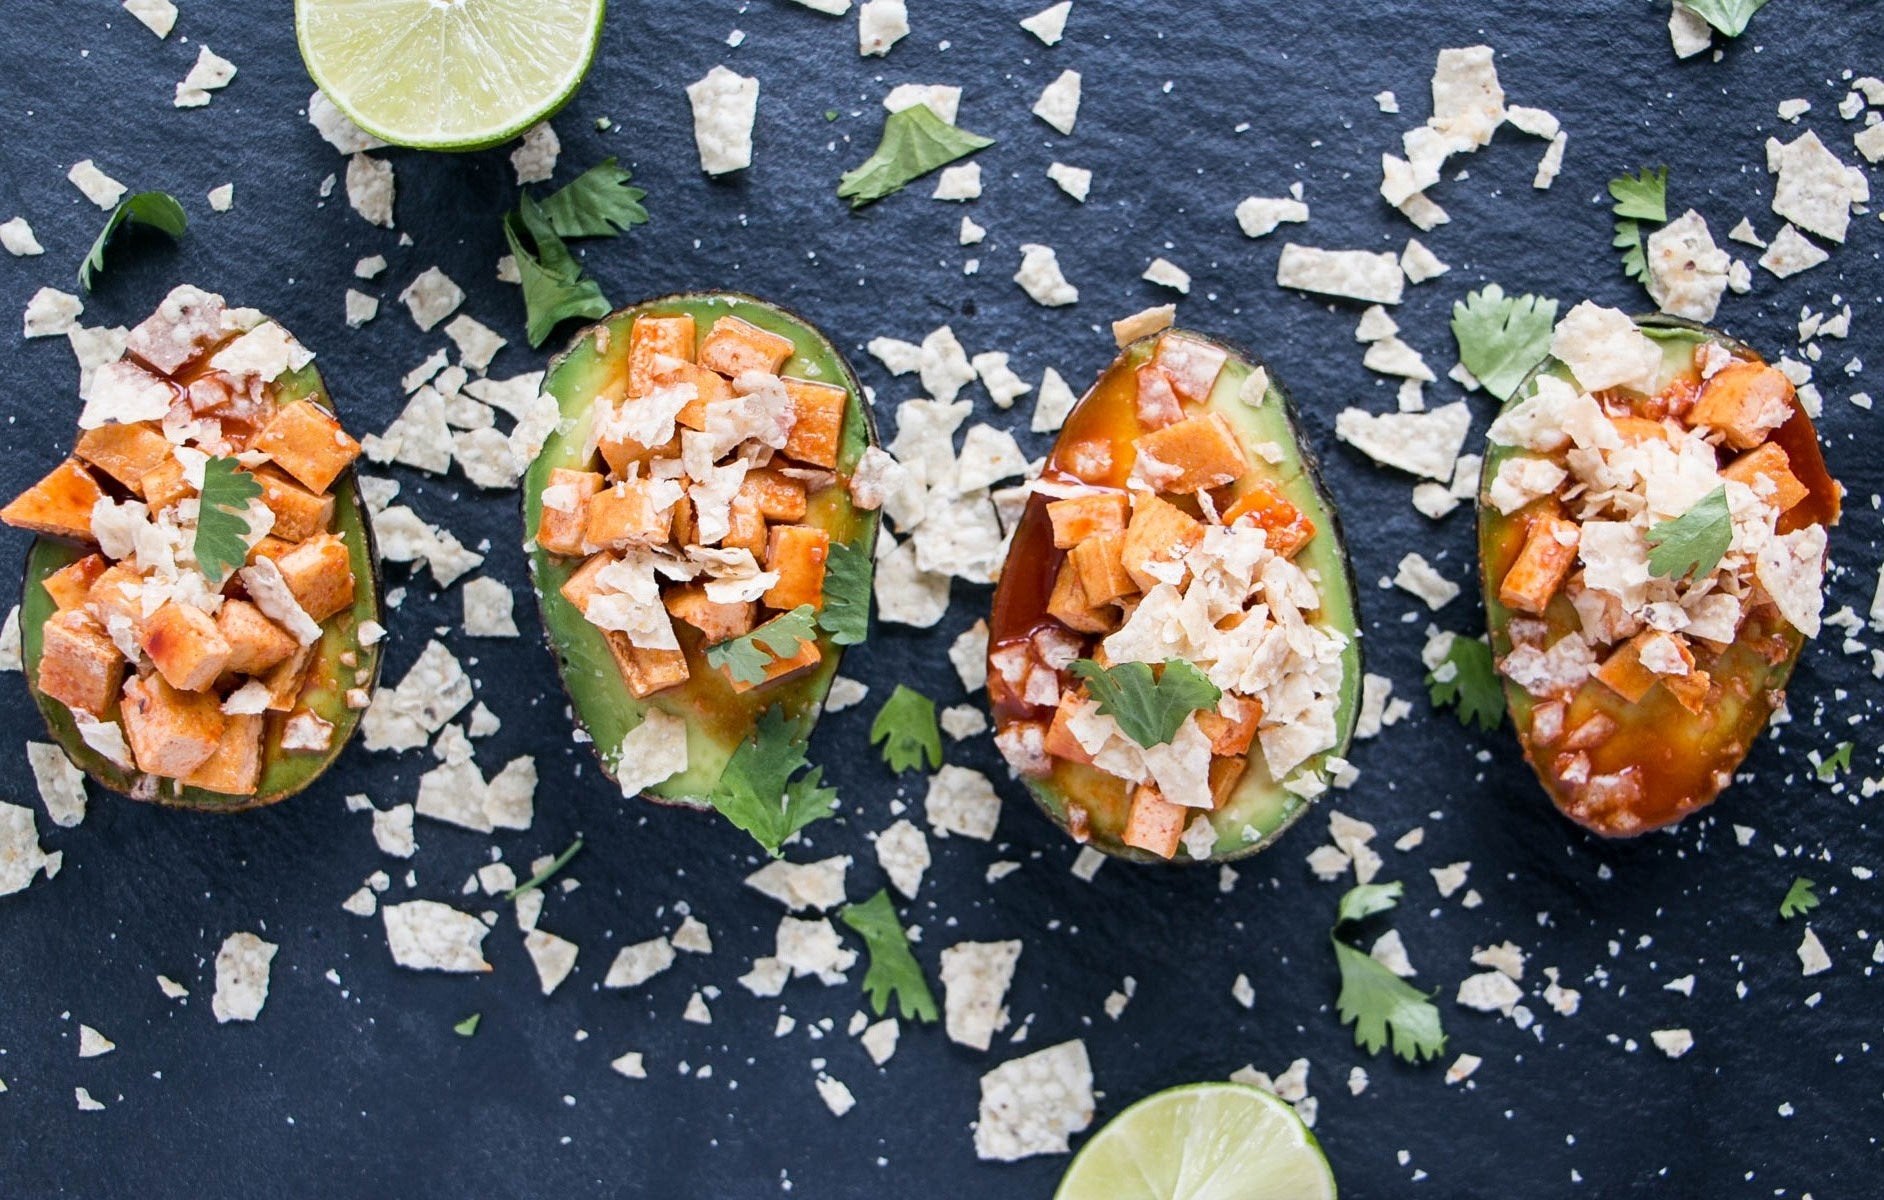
{"left": 5, "top": 286, "right": 383, "bottom": 811}
{"left": 1477, "top": 307, "right": 1838, "bottom": 837}
{"left": 524, "top": 293, "right": 878, "bottom": 811}
{"left": 988, "top": 327, "right": 1362, "bottom": 864}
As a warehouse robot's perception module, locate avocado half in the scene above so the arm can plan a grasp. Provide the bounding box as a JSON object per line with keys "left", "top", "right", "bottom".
{"left": 1476, "top": 316, "right": 1840, "bottom": 836}
{"left": 18, "top": 361, "right": 384, "bottom": 812}
{"left": 522, "top": 292, "right": 879, "bottom": 808}
{"left": 987, "top": 330, "right": 1363, "bottom": 863}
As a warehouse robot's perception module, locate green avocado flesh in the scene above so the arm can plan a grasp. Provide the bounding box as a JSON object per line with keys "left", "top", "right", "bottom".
{"left": 524, "top": 294, "right": 879, "bottom": 808}
{"left": 989, "top": 332, "right": 1362, "bottom": 863}
{"left": 19, "top": 364, "right": 383, "bottom": 811}
{"left": 1477, "top": 319, "right": 1838, "bottom": 836}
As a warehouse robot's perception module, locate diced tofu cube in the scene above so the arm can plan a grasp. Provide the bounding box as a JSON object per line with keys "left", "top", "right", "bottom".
{"left": 1663, "top": 667, "right": 1711, "bottom": 715}
{"left": 1207, "top": 756, "right": 1246, "bottom": 811}
{"left": 121, "top": 673, "right": 225, "bottom": 779}
{"left": 251, "top": 466, "right": 336, "bottom": 542}
{"left": 1133, "top": 412, "right": 1245, "bottom": 493}
{"left": 583, "top": 480, "right": 676, "bottom": 551}
{"left": 558, "top": 552, "right": 616, "bottom": 615}
{"left": 84, "top": 563, "right": 145, "bottom": 633}
{"left": 74, "top": 422, "right": 173, "bottom": 494}
{"left": 139, "top": 458, "right": 193, "bottom": 511}
{"left": 1610, "top": 415, "right": 1670, "bottom": 444}
{"left": 1592, "top": 630, "right": 1692, "bottom": 705}
{"left": 1047, "top": 492, "right": 1129, "bottom": 549}
{"left": 738, "top": 469, "right": 809, "bottom": 522}
{"left": 763, "top": 524, "right": 830, "bottom": 611}
{"left": 2, "top": 459, "right": 105, "bottom": 542}
{"left": 780, "top": 378, "right": 848, "bottom": 469}
{"left": 182, "top": 712, "right": 264, "bottom": 796}
{"left": 669, "top": 494, "right": 696, "bottom": 545}
{"left": 1223, "top": 481, "right": 1316, "bottom": 558}
{"left": 1134, "top": 361, "right": 1183, "bottom": 429}
{"left": 1069, "top": 531, "right": 1137, "bottom": 605}
{"left": 653, "top": 357, "right": 732, "bottom": 431}
{"left": 274, "top": 533, "right": 356, "bottom": 622}
{"left": 1195, "top": 695, "right": 1263, "bottom": 757}
{"left": 139, "top": 601, "right": 234, "bottom": 692}
{"left": 1122, "top": 783, "right": 1187, "bottom": 859}
{"left": 1153, "top": 333, "right": 1230, "bottom": 403}
{"left": 725, "top": 617, "right": 822, "bottom": 695}
{"left": 724, "top": 496, "right": 769, "bottom": 557}
{"left": 1721, "top": 442, "right": 1808, "bottom": 513}
{"left": 1498, "top": 513, "right": 1579, "bottom": 615}
{"left": 597, "top": 417, "right": 679, "bottom": 477}
{"left": 1120, "top": 494, "right": 1204, "bottom": 592}
{"left": 626, "top": 314, "right": 696, "bottom": 397}
{"left": 603, "top": 631, "right": 691, "bottom": 699}
{"left": 1687, "top": 360, "right": 1794, "bottom": 450}
{"left": 1047, "top": 556, "right": 1117, "bottom": 635}
{"left": 262, "top": 644, "right": 314, "bottom": 711}
{"left": 1043, "top": 693, "right": 1094, "bottom": 765}
{"left": 247, "top": 535, "right": 294, "bottom": 566}
{"left": 216, "top": 598, "right": 298, "bottom": 676}
{"left": 697, "top": 315, "right": 795, "bottom": 378}
{"left": 251, "top": 400, "right": 360, "bottom": 494}
{"left": 42, "top": 553, "right": 108, "bottom": 611}
{"left": 536, "top": 468, "right": 605, "bottom": 556}
{"left": 37, "top": 609, "right": 124, "bottom": 716}
{"left": 665, "top": 584, "right": 758, "bottom": 643}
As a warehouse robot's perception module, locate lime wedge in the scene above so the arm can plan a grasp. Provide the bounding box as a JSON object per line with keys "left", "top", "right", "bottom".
{"left": 296, "top": 0, "right": 605, "bottom": 151}
{"left": 1055, "top": 1083, "right": 1337, "bottom": 1200}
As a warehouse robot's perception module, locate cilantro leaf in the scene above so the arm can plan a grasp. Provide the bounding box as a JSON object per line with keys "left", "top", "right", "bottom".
{"left": 839, "top": 889, "right": 939, "bottom": 1022}
{"left": 502, "top": 192, "right": 611, "bottom": 348}
{"left": 817, "top": 539, "right": 872, "bottom": 646}
{"left": 710, "top": 708, "right": 839, "bottom": 856}
{"left": 453, "top": 1013, "right": 481, "bottom": 1037}
{"left": 838, "top": 104, "right": 995, "bottom": 209}
{"left": 1069, "top": 658, "right": 1222, "bottom": 749}
{"left": 1779, "top": 876, "right": 1819, "bottom": 920}
{"left": 1681, "top": 0, "right": 1770, "bottom": 37}
{"left": 1424, "top": 634, "right": 1503, "bottom": 733}
{"left": 870, "top": 685, "right": 942, "bottom": 774}
{"left": 80, "top": 191, "right": 187, "bottom": 292}
{"left": 706, "top": 605, "right": 819, "bottom": 687}
{"left": 538, "top": 157, "right": 649, "bottom": 238}
{"left": 1609, "top": 166, "right": 1669, "bottom": 224}
{"left": 1613, "top": 219, "right": 1650, "bottom": 284}
{"left": 193, "top": 457, "right": 263, "bottom": 585}
{"left": 1451, "top": 284, "right": 1560, "bottom": 401}
{"left": 505, "top": 839, "right": 582, "bottom": 900}
{"left": 1815, "top": 741, "right": 1854, "bottom": 783}
{"left": 1336, "top": 881, "right": 1404, "bottom": 925}
{"left": 1332, "top": 939, "right": 1447, "bottom": 1063}
{"left": 1646, "top": 487, "right": 1732, "bottom": 581}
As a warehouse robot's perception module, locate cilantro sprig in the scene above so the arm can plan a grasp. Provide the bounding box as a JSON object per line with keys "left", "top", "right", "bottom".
{"left": 709, "top": 708, "right": 839, "bottom": 857}
{"left": 839, "top": 889, "right": 939, "bottom": 1022}
{"left": 193, "top": 457, "right": 263, "bottom": 585}
{"left": 870, "top": 685, "right": 942, "bottom": 774}
{"left": 1778, "top": 876, "right": 1819, "bottom": 920}
{"left": 817, "top": 540, "right": 872, "bottom": 646}
{"left": 1609, "top": 166, "right": 1669, "bottom": 286}
{"left": 706, "top": 605, "right": 819, "bottom": 687}
{"left": 1331, "top": 882, "right": 1446, "bottom": 1064}
{"left": 1425, "top": 634, "right": 1503, "bottom": 733}
{"left": 504, "top": 839, "right": 583, "bottom": 901}
{"left": 1645, "top": 487, "right": 1731, "bottom": 581}
{"left": 536, "top": 157, "right": 648, "bottom": 238}
{"left": 504, "top": 159, "right": 650, "bottom": 347}
{"left": 1681, "top": 0, "right": 1771, "bottom": 37}
{"left": 81, "top": 191, "right": 187, "bottom": 291}
{"left": 839, "top": 104, "right": 995, "bottom": 209}
{"left": 1069, "top": 658, "right": 1221, "bottom": 749}
{"left": 1451, "top": 285, "right": 1559, "bottom": 401}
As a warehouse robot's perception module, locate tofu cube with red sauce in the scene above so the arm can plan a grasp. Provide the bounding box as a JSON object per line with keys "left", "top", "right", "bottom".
{"left": 558, "top": 552, "right": 616, "bottom": 615}
{"left": 723, "top": 495, "right": 769, "bottom": 557}
{"left": 252, "top": 401, "right": 361, "bottom": 494}
{"left": 2, "top": 459, "right": 106, "bottom": 542}
{"left": 41, "top": 554, "right": 108, "bottom": 612}
{"left": 626, "top": 315, "right": 697, "bottom": 397}
{"left": 1498, "top": 513, "right": 1580, "bottom": 615}
{"left": 1043, "top": 693, "right": 1094, "bottom": 765}
{"left": 1153, "top": 334, "right": 1230, "bottom": 404}
{"left": 1208, "top": 756, "right": 1247, "bottom": 811}
{"left": 1047, "top": 492, "right": 1129, "bottom": 549}
{"left": 697, "top": 316, "right": 795, "bottom": 378}
{"left": 535, "top": 468, "right": 605, "bottom": 556}
{"left": 738, "top": 470, "right": 809, "bottom": 522}
{"left": 1223, "top": 482, "right": 1316, "bottom": 558}
{"left": 665, "top": 584, "right": 758, "bottom": 643}
{"left": 251, "top": 466, "right": 337, "bottom": 543}
{"left": 1069, "top": 531, "right": 1137, "bottom": 606}
{"left": 1122, "top": 783, "right": 1188, "bottom": 859}
{"left": 1721, "top": 442, "right": 1808, "bottom": 513}
{"left": 1687, "top": 360, "right": 1794, "bottom": 450}
{"left": 1593, "top": 630, "right": 1696, "bottom": 705}
{"left": 262, "top": 644, "right": 315, "bottom": 711}
{"left": 1196, "top": 695, "right": 1263, "bottom": 757}
{"left": 1047, "top": 555, "right": 1117, "bottom": 635}
{"left": 1120, "top": 494, "right": 1205, "bottom": 592}
{"left": 781, "top": 378, "right": 848, "bottom": 469}
{"left": 37, "top": 609, "right": 124, "bottom": 716}
{"left": 1133, "top": 412, "right": 1245, "bottom": 493}
{"left": 75, "top": 422, "right": 174, "bottom": 495}
{"left": 1134, "top": 362, "right": 1184, "bottom": 429}
{"left": 216, "top": 598, "right": 299, "bottom": 676}
{"left": 121, "top": 673, "right": 225, "bottom": 779}
{"left": 139, "top": 458, "right": 193, "bottom": 511}
{"left": 763, "top": 524, "right": 830, "bottom": 611}
{"left": 652, "top": 358, "right": 732, "bottom": 430}
{"left": 182, "top": 712, "right": 265, "bottom": 796}
{"left": 274, "top": 533, "right": 356, "bottom": 622}
{"left": 84, "top": 563, "right": 146, "bottom": 633}
{"left": 584, "top": 480, "right": 676, "bottom": 551}
{"left": 139, "top": 601, "right": 234, "bottom": 692}
{"left": 605, "top": 633, "right": 692, "bottom": 699}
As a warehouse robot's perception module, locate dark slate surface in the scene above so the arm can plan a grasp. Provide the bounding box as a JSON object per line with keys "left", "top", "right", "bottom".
{"left": 1, "top": 2, "right": 1879, "bottom": 1197}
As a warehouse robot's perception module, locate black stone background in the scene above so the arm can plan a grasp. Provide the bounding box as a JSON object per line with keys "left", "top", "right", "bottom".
{"left": 1, "top": 1, "right": 1880, "bottom": 1197}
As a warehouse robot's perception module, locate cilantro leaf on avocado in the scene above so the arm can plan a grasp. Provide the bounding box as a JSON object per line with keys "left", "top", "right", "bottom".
{"left": 193, "top": 457, "right": 264, "bottom": 586}
{"left": 1069, "top": 658, "right": 1221, "bottom": 749}
{"left": 838, "top": 104, "right": 994, "bottom": 209}
{"left": 817, "top": 540, "right": 872, "bottom": 646}
{"left": 1451, "top": 284, "right": 1559, "bottom": 401}
{"left": 706, "top": 605, "right": 819, "bottom": 687}
{"left": 1645, "top": 486, "right": 1731, "bottom": 582}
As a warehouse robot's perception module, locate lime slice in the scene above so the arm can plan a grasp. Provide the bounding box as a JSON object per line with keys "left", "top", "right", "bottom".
{"left": 296, "top": 0, "right": 605, "bottom": 151}
{"left": 1055, "top": 1083, "right": 1337, "bottom": 1200}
